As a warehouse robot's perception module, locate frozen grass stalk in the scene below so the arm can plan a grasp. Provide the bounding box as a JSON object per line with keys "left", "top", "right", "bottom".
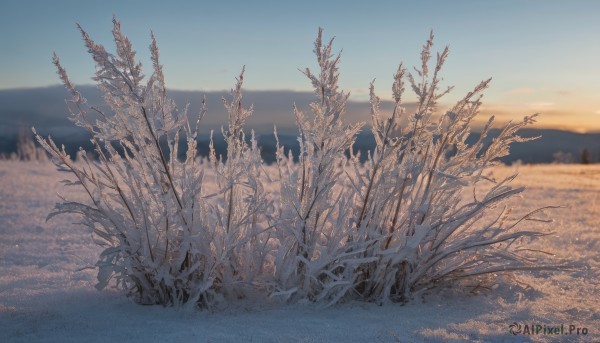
{"left": 37, "top": 20, "right": 565, "bottom": 308}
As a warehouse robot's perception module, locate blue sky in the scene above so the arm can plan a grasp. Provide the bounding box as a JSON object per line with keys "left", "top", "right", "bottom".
{"left": 1, "top": 0, "right": 600, "bottom": 131}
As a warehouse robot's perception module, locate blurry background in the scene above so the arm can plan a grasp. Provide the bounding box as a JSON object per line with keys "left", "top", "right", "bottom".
{"left": 1, "top": 0, "right": 599, "bottom": 163}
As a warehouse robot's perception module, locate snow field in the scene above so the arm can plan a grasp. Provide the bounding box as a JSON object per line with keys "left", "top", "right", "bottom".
{"left": 1, "top": 161, "right": 599, "bottom": 342}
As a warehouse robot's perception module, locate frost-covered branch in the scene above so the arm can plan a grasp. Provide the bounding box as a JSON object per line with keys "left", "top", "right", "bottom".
{"left": 38, "top": 20, "right": 565, "bottom": 308}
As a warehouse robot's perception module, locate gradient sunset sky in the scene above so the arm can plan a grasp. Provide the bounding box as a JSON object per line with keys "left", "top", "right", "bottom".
{"left": 1, "top": 0, "right": 599, "bottom": 132}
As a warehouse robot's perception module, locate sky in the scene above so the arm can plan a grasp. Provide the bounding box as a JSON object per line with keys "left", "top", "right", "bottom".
{"left": 1, "top": 0, "right": 599, "bottom": 132}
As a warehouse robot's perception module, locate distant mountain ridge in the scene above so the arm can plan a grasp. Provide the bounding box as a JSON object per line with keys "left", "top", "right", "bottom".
{"left": 0, "top": 85, "right": 385, "bottom": 136}
{"left": 1, "top": 86, "right": 598, "bottom": 163}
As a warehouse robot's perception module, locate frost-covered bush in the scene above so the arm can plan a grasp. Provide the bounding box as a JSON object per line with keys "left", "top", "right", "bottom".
{"left": 270, "top": 31, "right": 365, "bottom": 304}
{"left": 37, "top": 19, "right": 560, "bottom": 308}
{"left": 35, "top": 18, "right": 268, "bottom": 307}
{"left": 270, "top": 30, "right": 559, "bottom": 305}
{"left": 344, "top": 34, "right": 555, "bottom": 303}
{"left": 11, "top": 127, "right": 49, "bottom": 162}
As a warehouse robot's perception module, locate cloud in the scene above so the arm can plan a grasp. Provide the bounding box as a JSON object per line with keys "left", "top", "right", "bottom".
{"left": 506, "top": 87, "right": 535, "bottom": 95}
{"left": 595, "top": 110, "right": 600, "bottom": 115}
{"left": 529, "top": 102, "right": 555, "bottom": 110}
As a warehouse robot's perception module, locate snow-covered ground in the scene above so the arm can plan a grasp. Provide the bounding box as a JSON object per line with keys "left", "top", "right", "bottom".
{"left": 1, "top": 161, "right": 598, "bottom": 342}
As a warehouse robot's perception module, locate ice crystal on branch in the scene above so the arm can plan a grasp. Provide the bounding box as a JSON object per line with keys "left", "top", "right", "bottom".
{"left": 37, "top": 20, "right": 565, "bottom": 308}
{"left": 36, "top": 17, "right": 264, "bottom": 307}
